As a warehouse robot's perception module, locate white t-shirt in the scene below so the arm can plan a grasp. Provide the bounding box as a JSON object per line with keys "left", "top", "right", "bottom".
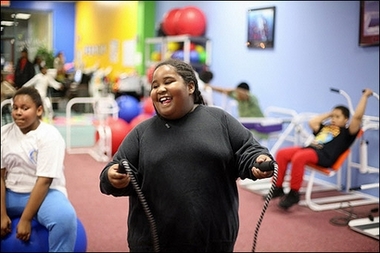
{"left": 23, "top": 73, "right": 62, "bottom": 99}
{"left": 1, "top": 121, "right": 68, "bottom": 196}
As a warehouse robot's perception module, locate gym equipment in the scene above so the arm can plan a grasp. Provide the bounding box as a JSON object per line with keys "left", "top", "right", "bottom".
{"left": 66, "top": 96, "right": 119, "bottom": 162}
{"left": 150, "top": 51, "right": 161, "bottom": 62}
{"left": 95, "top": 117, "right": 131, "bottom": 155}
{"left": 298, "top": 88, "right": 379, "bottom": 211}
{"left": 0, "top": 217, "right": 87, "bottom": 252}
{"left": 162, "top": 8, "right": 181, "bottom": 35}
{"left": 189, "top": 50, "right": 200, "bottom": 63}
{"left": 145, "top": 36, "right": 211, "bottom": 69}
{"left": 171, "top": 50, "right": 184, "bottom": 60}
{"left": 167, "top": 42, "right": 182, "bottom": 52}
{"left": 175, "top": 6, "right": 207, "bottom": 36}
{"left": 142, "top": 97, "right": 155, "bottom": 115}
{"left": 348, "top": 215, "right": 379, "bottom": 240}
{"left": 1, "top": 98, "right": 13, "bottom": 126}
{"left": 116, "top": 95, "right": 141, "bottom": 123}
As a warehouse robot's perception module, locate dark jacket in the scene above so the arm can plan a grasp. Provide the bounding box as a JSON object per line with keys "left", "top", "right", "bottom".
{"left": 14, "top": 57, "right": 35, "bottom": 89}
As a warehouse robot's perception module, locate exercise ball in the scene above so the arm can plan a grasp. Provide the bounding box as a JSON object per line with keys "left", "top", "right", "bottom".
{"left": 1, "top": 217, "right": 87, "bottom": 252}
{"left": 116, "top": 95, "right": 141, "bottom": 123}
{"left": 1, "top": 218, "right": 49, "bottom": 252}
{"left": 142, "top": 97, "right": 155, "bottom": 115}
{"left": 150, "top": 51, "right": 161, "bottom": 62}
{"left": 171, "top": 50, "right": 184, "bottom": 60}
{"left": 190, "top": 50, "right": 200, "bottom": 63}
{"left": 146, "top": 64, "right": 156, "bottom": 84}
{"left": 162, "top": 8, "right": 181, "bottom": 35}
{"left": 167, "top": 42, "right": 182, "bottom": 52}
{"left": 175, "top": 6, "right": 206, "bottom": 36}
{"left": 198, "top": 51, "right": 207, "bottom": 64}
{"left": 74, "top": 218, "right": 87, "bottom": 252}
{"left": 95, "top": 117, "right": 131, "bottom": 155}
{"left": 194, "top": 45, "right": 205, "bottom": 53}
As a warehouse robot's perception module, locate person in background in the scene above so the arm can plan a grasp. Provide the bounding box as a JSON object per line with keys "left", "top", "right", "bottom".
{"left": 203, "top": 79, "right": 269, "bottom": 141}
{"left": 33, "top": 55, "right": 45, "bottom": 75}
{"left": 99, "top": 59, "right": 274, "bottom": 252}
{"left": 54, "top": 51, "right": 66, "bottom": 83}
{"left": 196, "top": 67, "right": 214, "bottom": 105}
{"left": 270, "top": 88, "right": 374, "bottom": 210}
{"left": 14, "top": 48, "right": 35, "bottom": 89}
{"left": 204, "top": 80, "right": 264, "bottom": 118}
{"left": 1, "top": 86, "right": 77, "bottom": 251}
{"left": 23, "top": 65, "right": 64, "bottom": 120}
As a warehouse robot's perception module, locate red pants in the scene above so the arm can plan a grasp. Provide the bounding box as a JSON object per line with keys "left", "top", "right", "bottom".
{"left": 275, "top": 146, "right": 318, "bottom": 191}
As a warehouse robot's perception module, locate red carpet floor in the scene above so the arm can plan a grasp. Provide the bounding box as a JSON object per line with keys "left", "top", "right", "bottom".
{"left": 64, "top": 152, "right": 379, "bottom": 252}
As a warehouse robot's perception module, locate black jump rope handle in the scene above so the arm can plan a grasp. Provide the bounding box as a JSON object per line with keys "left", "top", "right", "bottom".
{"left": 253, "top": 161, "right": 276, "bottom": 172}
{"left": 118, "top": 159, "right": 130, "bottom": 174}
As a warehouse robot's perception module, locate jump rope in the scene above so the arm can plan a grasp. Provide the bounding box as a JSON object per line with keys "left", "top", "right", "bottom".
{"left": 118, "top": 159, "right": 278, "bottom": 252}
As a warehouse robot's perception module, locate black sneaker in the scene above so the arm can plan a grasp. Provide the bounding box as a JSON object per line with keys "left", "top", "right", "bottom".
{"left": 263, "top": 186, "right": 284, "bottom": 200}
{"left": 279, "top": 190, "right": 300, "bottom": 209}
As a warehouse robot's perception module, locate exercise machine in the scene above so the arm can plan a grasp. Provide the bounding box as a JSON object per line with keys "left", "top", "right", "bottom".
{"left": 298, "top": 88, "right": 379, "bottom": 211}
{"left": 65, "top": 96, "right": 119, "bottom": 162}
{"left": 239, "top": 106, "right": 317, "bottom": 192}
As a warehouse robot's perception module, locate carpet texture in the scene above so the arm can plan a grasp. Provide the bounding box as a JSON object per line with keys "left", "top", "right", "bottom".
{"left": 63, "top": 152, "right": 379, "bottom": 252}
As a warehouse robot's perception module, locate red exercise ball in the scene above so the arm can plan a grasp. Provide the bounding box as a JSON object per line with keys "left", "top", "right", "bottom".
{"left": 175, "top": 6, "right": 206, "bottom": 36}
{"left": 142, "top": 97, "right": 155, "bottom": 115}
{"left": 162, "top": 8, "right": 181, "bottom": 35}
{"left": 95, "top": 117, "right": 131, "bottom": 155}
{"left": 130, "top": 113, "right": 153, "bottom": 130}
{"left": 146, "top": 64, "right": 156, "bottom": 84}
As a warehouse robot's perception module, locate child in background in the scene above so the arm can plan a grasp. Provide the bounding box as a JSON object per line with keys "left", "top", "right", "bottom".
{"left": 270, "top": 88, "right": 374, "bottom": 210}
{"left": 1, "top": 86, "right": 77, "bottom": 251}
{"left": 23, "top": 66, "right": 64, "bottom": 120}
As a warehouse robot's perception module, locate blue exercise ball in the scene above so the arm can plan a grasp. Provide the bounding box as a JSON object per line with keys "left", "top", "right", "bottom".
{"left": 1, "top": 218, "right": 49, "bottom": 252}
{"left": 116, "top": 95, "right": 141, "bottom": 123}
{"left": 190, "top": 50, "right": 200, "bottom": 63}
{"left": 74, "top": 218, "right": 87, "bottom": 252}
{"left": 171, "top": 50, "right": 184, "bottom": 60}
{"left": 1, "top": 217, "right": 87, "bottom": 252}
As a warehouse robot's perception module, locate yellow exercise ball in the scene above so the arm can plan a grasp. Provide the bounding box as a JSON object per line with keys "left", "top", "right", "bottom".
{"left": 167, "top": 42, "right": 182, "bottom": 52}
{"left": 151, "top": 51, "right": 161, "bottom": 61}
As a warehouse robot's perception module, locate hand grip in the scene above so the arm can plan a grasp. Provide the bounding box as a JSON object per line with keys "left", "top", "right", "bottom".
{"left": 253, "top": 161, "right": 276, "bottom": 172}
{"left": 117, "top": 159, "right": 129, "bottom": 174}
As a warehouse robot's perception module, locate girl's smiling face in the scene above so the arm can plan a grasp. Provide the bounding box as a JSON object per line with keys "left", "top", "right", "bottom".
{"left": 150, "top": 64, "right": 195, "bottom": 120}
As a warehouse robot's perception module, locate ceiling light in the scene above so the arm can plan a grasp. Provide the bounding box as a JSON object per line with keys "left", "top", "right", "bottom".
{"left": 1, "top": 21, "right": 14, "bottom": 26}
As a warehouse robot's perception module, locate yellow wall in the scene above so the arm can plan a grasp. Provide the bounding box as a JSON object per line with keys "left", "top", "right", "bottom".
{"left": 75, "top": 1, "right": 138, "bottom": 81}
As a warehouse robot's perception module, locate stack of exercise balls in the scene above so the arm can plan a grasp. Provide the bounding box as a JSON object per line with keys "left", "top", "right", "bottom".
{"left": 171, "top": 45, "right": 206, "bottom": 64}
{"left": 95, "top": 95, "right": 156, "bottom": 155}
{"left": 151, "top": 6, "right": 208, "bottom": 65}
{"left": 162, "top": 6, "right": 207, "bottom": 36}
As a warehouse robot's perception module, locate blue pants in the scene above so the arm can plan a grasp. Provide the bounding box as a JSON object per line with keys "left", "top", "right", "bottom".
{"left": 6, "top": 189, "right": 77, "bottom": 252}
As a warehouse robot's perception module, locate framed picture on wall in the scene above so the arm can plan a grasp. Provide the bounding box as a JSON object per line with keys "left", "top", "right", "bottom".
{"left": 359, "top": 1, "right": 379, "bottom": 47}
{"left": 247, "top": 6, "right": 276, "bottom": 49}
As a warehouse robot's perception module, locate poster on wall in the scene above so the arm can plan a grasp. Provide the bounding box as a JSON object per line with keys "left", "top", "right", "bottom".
{"left": 247, "top": 6, "right": 276, "bottom": 49}
{"left": 359, "top": 1, "right": 379, "bottom": 47}
{"left": 123, "top": 40, "right": 136, "bottom": 67}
